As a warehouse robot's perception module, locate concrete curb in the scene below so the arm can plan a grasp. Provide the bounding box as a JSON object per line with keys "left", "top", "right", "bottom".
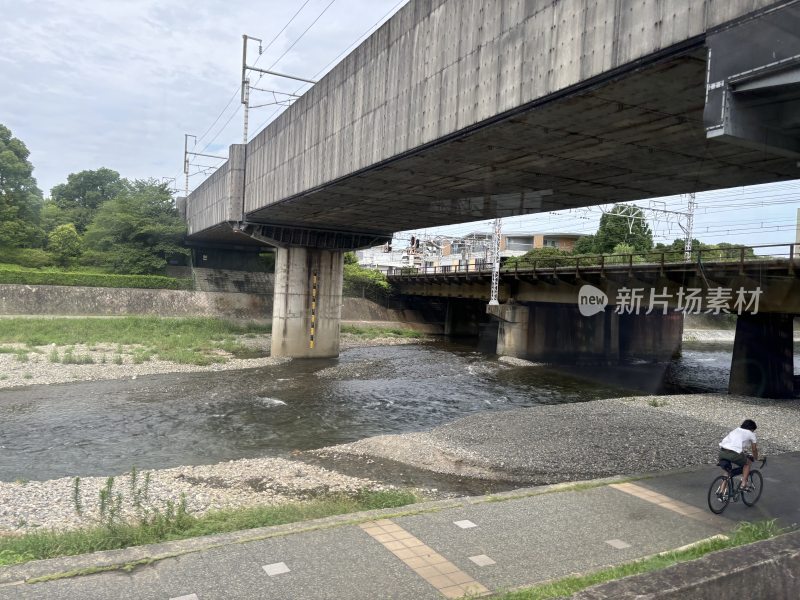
{"left": 569, "top": 529, "right": 800, "bottom": 599}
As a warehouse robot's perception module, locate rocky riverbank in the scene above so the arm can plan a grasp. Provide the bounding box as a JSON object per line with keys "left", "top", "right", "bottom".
{"left": 2, "top": 392, "right": 797, "bottom": 534}
{"left": 312, "top": 394, "right": 800, "bottom": 484}
{"left": 0, "top": 457, "right": 407, "bottom": 533}
{"left": 0, "top": 333, "right": 429, "bottom": 390}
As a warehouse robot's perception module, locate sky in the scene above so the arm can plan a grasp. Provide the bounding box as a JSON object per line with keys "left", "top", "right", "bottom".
{"left": 1, "top": 0, "right": 798, "bottom": 251}
{"left": 1, "top": 0, "right": 407, "bottom": 194}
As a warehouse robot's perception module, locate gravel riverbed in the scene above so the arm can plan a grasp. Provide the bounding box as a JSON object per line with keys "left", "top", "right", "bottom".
{"left": 0, "top": 333, "right": 425, "bottom": 390}
{"left": 2, "top": 392, "right": 796, "bottom": 534}
{"left": 313, "top": 394, "right": 800, "bottom": 484}
{"left": 0, "top": 329, "right": 797, "bottom": 535}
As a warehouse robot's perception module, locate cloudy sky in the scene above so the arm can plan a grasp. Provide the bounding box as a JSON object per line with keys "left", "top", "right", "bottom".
{"left": 1, "top": 0, "right": 406, "bottom": 195}
{"left": 2, "top": 0, "right": 798, "bottom": 249}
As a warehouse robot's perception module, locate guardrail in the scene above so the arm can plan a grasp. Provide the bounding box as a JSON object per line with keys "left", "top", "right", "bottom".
{"left": 386, "top": 242, "right": 798, "bottom": 278}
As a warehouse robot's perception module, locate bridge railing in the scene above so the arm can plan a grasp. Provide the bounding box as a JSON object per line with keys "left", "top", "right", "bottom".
{"left": 385, "top": 242, "right": 797, "bottom": 277}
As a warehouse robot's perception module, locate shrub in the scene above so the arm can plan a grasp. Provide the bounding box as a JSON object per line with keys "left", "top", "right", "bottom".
{"left": 0, "top": 247, "right": 55, "bottom": 268}
{"left": 0, "top": 268, "right": 193, "bottom": 290}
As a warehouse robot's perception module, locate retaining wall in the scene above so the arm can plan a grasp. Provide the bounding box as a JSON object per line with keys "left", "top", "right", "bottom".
{"left": 0, "top": 285, "right": 272, "bottom": 320}
{"left": 571, "top": 529, "right": 800, "bottom": 599}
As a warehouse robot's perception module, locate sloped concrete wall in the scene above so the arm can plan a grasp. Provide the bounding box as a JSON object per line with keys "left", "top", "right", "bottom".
{"left": 186, "top": 144, "right": 246, "bottom": 235}
{"left": 0, "top": 285, "right": 272, "bottom": 320}
{"left": 571, "top": 529, "right": 800, "bottom": 599}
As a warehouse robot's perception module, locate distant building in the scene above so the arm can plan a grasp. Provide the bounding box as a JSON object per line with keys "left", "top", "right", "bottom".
{"left": 503, "top": 232, "right": 585, "bottom": 255}
{"left": 357, "top": 230, "right": 585, "bottom": 273}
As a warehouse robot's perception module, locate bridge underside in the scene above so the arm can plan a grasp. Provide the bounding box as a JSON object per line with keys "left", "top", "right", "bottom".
{"left": 243, "top": 48, "right": 798, "bottom": 236}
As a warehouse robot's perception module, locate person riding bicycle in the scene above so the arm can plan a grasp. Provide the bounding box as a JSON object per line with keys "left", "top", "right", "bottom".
{"left": 719, "top": 419, "right": 758, "bottom": 491}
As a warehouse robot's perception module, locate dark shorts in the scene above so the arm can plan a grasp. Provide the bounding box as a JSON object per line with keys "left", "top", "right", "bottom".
{"left": 719, "top": 448, "right": 749, "bottom": 467}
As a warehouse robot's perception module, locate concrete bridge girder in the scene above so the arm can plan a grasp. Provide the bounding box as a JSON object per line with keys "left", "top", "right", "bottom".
{"left": 182, "top": 0, "right": 800, "bottom": 361}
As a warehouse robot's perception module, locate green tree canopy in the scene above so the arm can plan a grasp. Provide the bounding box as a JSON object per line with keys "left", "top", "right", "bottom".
{"left": 593, "top": 205, "right": 653, "bottom": 254}
{"left": 48, "top": 223, "right": 82, "bottom": 266}
{"left": 50, "top": 167, "right": 124, "bottom": 233}
{"left": 82, "top": 179, "right": 188, "bottom": 274}
{"left": 572, "top": 234, "right": 597, "bottom": 255}
{"left": 0, "top": 124, "right": 43, "bottom": 248}
{"left": 654, "top": 238, "right": 756, "bottom": 261}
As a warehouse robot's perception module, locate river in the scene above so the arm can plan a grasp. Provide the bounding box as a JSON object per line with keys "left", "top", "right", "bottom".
{"left": 0, "top": 341, "right": 797, "bottom": 482}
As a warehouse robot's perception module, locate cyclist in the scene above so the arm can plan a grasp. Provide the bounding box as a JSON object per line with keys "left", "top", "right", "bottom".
{"left": 719, "top": 419, "right": 758, "bottom": 491}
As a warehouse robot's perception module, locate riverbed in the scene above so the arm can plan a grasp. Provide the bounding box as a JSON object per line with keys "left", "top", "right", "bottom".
{"left": 0, "top": 334, "right": 798, "bottom": 533}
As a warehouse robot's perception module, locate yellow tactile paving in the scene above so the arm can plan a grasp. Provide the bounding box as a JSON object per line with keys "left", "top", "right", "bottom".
{"left": 609, "top": 482, "right": 721, "bottom": 525}
{"left": 360, "top": 520, "right": 490, "bottom": 599}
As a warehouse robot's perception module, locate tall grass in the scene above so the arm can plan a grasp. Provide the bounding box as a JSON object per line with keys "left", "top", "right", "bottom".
{"left": 341, "top": 325, "right": 423, "bottom": 339}
{"left": 0, "top": 489, "right": 417, "bottom": 567}
{"left": 0, "top": 317, "right": 271, "bottom": 365}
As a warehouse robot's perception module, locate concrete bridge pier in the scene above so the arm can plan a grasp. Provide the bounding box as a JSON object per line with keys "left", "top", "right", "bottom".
{"left": 488, "top": 303, "right": 529, "bottom": 359}
{"left": 271, "top": 247, "right": 344, "bottom": 358}
{"left": 619, "top": 312, "right": 684, "bottom": 361}
{"left": 729, "top": 313, "right": 795, "bottom": 399}
{"left": 488, "top": 302, "right": 685, "bottom": 365}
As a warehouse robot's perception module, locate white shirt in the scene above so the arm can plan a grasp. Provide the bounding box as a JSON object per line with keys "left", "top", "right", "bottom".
{"left": 720, "top": 427, "right": 757, "bottom": 453}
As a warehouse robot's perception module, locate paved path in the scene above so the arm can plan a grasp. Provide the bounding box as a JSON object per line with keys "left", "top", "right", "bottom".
{"left": 1, "top": 453, "right": 797, "bottom": 599}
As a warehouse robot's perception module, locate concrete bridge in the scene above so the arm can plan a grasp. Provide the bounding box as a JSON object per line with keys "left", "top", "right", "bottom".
{"left": 388, "top": 244, "right": 800, "bottom": 398}
{"left": 181, "top": 0, "right": 800, "bottom": 360}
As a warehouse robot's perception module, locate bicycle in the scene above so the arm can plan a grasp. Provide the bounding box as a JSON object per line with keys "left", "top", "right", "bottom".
{"left": 707, "top": 455, "right": 766, "bottom": 514}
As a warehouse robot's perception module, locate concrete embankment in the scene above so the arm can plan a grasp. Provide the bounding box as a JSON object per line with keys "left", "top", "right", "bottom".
{"left": 0, "top": 284, "right": 272, "bottom": 320}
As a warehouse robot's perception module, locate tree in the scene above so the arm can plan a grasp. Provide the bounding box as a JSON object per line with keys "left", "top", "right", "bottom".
{"left": 655, "top": 238, "right": 756, "bottom": 261}
{"left": 50, "top": 168, "right": 124, "bottom": 233}
{"left": 48, "top": 223, "right": 82, "bottom": 266}
{"left": 0, "top": 124, "right": 43, "bottom": 248}
{"left": 504, "top": 246, "right": 569, "bottom": 268}
{"left": 82, "top": 179, "right": 188, "bottom": 274}
{"left": 594, "top": 205, "right": 653, "bottom": 254}
{"left": 40, "top": 201, "right": 73, "bottom": 235}
{"left": 572, "top": 234, "right": 597, "bottom": 255}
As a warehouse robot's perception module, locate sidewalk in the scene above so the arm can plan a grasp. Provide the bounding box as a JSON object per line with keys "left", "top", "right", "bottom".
{"left": 1, "top": 453, "right": 797, "bottom": 600}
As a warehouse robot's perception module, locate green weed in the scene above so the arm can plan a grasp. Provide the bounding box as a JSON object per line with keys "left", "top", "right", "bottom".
{"left": 0, "top": 488, "right": 417, "bottom": 567}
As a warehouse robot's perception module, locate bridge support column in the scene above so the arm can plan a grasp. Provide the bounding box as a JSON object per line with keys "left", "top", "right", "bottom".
{"left": 619, "top": 312, "right": 684, "bottom": 361}
{"left": 729, "top": 313, "right": 795, "bottom": 398}
{"left": 271, "top": 247, "right": 344, "bottom": 358}
{"left": 487, "top": 303, "right": 529, "bottom": 358}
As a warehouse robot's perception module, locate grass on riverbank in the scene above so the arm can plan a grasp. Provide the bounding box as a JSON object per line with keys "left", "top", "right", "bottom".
{"left": 490, "top": 520, "right": 782, "bottom": 599}
{"left": 0, "top": 489, "right": 418, "bottom": 567}
{"left": 0, "top": 317, "right": 270, "bottom": 365}
{"left": 341, "top": 325, "right": 423, "bottom": 339}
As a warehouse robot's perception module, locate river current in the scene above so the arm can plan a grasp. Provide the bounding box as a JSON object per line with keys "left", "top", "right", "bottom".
{"left": 0, "top": 341, "right": 796, "bottom": 481}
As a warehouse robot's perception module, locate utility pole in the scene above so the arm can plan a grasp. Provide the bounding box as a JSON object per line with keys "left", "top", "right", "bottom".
{"left": 183, "top": 133, "right": 228, "bottom": 197}
{"left": 241, "top": 32, "right": 318, "bottom": 143}
{"left": 241, "top": 34, "right": 262, "bottom": 144}
{"left": 684, "top": 193, "right": 697, "bottom": 262}
{"left": 183, "top": 134, "right": 196, "bottom": 198}
{"left": 489, "top": 218, "right": 502, "bottom": 306}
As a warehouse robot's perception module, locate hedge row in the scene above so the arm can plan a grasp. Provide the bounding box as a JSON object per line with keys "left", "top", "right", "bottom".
{"left": 0, "top": 269, "right": 194, "bottom": 290}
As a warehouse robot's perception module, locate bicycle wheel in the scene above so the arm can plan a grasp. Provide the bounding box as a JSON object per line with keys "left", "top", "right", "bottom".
{"left": 742, "top": 470, "right": 763, "bottom": 506}
{"left": 708, "top": 475, "right": 730, "bottom": 514}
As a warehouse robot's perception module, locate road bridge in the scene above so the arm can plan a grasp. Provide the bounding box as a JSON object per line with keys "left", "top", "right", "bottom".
{"left": 388, "top": 244, "right": 800, "bottom": 398}
{"left": 180, "top": 0, "right": 800, "bottom": 359}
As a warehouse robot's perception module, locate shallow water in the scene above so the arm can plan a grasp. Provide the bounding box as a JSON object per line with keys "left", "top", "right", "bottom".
{"left": 0, "top": 341, "right": 795, "bottom": 481}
